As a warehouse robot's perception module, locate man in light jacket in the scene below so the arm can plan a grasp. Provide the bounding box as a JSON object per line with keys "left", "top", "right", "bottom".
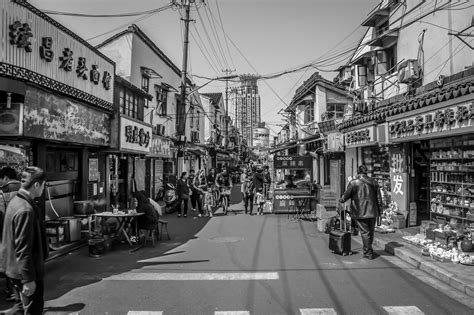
{"left": 340, "top": 165, "right": 382, "bottom": 260}
{"left": 0, "top": 166, "right": 48, "bottom": 314}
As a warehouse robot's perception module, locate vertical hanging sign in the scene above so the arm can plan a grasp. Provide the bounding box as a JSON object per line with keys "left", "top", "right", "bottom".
{"left": 389, "top": 146, "right": 408, "bottom": 220}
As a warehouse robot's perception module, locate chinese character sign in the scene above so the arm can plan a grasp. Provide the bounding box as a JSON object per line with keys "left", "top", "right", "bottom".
{"left": 389, "top": 146, "right": 408, "bottom": 214}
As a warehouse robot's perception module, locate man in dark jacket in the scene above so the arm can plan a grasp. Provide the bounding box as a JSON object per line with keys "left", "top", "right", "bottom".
{"left": 340, "top": 165, "right": 381, "bottom": 260}
{"left": 0, "top": 167, "right": 21, "bottom": 302}
{"left": 0, "top": 166, "right": 48, "bottom": 314}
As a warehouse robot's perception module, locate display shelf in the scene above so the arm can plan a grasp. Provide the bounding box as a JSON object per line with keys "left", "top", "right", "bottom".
{"left": 430, "top": 190, "right": 469, "bottom": 197}
{"left": 431, "top": 157, "right": 474, "bottom": 161}
{"left": 431, "top": 181, "right": 471, "bottom": 185}
{"left": 434, "top": 202, "right": 473, "bottom": 210}
{"left": 431, "top": 211, "right": 474, "bottom": 222}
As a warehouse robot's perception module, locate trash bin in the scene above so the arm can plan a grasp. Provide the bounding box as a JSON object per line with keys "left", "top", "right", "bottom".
{"left": 61, "top": 217, "right": 82, "bottom": 242}
{"left": 88, "top": 238, "right": 105, "bottom": 257}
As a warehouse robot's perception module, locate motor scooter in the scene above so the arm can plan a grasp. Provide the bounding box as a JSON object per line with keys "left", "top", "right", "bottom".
{"left": 156, "top": 183, "right": 179, "bottom": 213}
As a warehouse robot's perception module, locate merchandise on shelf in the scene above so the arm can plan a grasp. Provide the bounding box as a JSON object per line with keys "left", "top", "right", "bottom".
{"left": 429, "top": 140, "right": 474, "bottom": 227}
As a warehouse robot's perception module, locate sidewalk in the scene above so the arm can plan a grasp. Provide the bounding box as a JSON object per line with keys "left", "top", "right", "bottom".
{"left": 359, "top": 227, "right": 474, "bottom": 298}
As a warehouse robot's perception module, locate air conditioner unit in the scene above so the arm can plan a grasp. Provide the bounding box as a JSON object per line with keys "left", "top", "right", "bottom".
{"left": 398, "top": 59, "right": 421, "bottom": 84}
{"left": 340, "top": 66, "right": 352, "bottom": 83}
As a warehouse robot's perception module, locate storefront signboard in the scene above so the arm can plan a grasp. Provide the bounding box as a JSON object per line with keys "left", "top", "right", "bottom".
{"left": 388, "top": 102, "right": 474, "bottom": 141}
{"left": 274, "top": 155, "right": 312, "bottom": 169}
{"left": 150, "top": 136, "right": 172, "bottom": 158}
{"left": 0, "top": 103, "right": 23, "bottom": 136}
{"left": 1, "top": 0, "right": 114, "bottom": 107}
{"left": 120, "top": 117, "right": 151, "bottom": 153}
{"left": 389, "top": 146, "right": 408, "bottom": 218}
{"left": 344, "top": 126, "right": 376, "bottom": 148}
{"left": 327, "top": 132, "right": 344, "bottom": 152}
{"left": 23, "top": 87, "right": 110, "bottom": 145}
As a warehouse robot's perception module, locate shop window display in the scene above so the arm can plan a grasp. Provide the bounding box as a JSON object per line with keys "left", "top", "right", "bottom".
{"left": 429, "top": 135, "right": 474, "bottom": 227}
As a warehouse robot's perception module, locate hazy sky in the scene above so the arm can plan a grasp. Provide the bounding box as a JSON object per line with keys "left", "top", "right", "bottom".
{"left": 29, "top": 0, "right": 379, "bottom": 135}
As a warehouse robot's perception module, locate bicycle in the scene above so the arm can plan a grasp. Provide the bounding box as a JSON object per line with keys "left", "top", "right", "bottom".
{"left": 219, "top": 186, "right": 232, "bottom": 215}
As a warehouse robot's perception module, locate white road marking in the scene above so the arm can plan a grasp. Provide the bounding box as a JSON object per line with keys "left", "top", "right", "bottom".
{"left": 127, "top": 312, "right": 163, "bottom": 315}
{"left": 383, "top": 306, "right": 424, "bottom": 315}
{"left": 300, "top": 308, "right": 337, "bottom": 315}
{"left": 105, "top": 272, "right": 279, "bottom": 281}
{"left": 215, "top": 312, "right": 250, "bottom": 315}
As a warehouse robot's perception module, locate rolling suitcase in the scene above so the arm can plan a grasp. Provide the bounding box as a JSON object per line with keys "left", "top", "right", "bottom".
{"left": 329, "top": 204, "right": 352, "bottom": 256}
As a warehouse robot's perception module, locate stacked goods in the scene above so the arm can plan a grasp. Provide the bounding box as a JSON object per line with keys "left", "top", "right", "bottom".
{"left": 376, "top": 200, "right": 403, "bottom": 232}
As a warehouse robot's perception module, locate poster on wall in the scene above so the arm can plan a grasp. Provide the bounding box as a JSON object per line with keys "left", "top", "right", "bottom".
{"left": 389, "top": 146, "right": 408, "bottom": 217}
{"left": 23, "top": 87, "right": 110, "bottom": 145}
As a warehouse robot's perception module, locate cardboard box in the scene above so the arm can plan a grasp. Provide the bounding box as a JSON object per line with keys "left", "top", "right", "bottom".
{"left": 391, "top": 214, "right": 406, "bottom": 229}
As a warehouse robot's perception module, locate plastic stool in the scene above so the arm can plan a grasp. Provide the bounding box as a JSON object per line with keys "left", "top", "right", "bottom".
{"left": 158, "top": 219, "right": 170, "bottom": 240}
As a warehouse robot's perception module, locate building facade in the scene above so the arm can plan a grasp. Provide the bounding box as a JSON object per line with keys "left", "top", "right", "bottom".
{"left": 235, "top": 75, "right": 261, "bottom": 146}
{"left": 338, "top": 0, "right": 474, "bottom": 227}
{"left": 0, "top": 0, "right": 115, "bottom": 249}
{"left": 96, "top": 24, "right": 201, "bottom": 197}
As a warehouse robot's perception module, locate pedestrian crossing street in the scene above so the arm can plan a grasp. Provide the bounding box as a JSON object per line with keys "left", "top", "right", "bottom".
{"left": 125, "top": 306, "right": 425, "bottom": 315}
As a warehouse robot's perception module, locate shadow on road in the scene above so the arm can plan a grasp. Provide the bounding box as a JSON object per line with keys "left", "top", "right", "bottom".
{"left": 0, "top": 208, "right": 220, "bottom": 311}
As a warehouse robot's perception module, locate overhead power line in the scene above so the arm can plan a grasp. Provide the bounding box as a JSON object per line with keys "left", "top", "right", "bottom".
{"left": 43, "top": 5, "right": 171, "bottom": 18}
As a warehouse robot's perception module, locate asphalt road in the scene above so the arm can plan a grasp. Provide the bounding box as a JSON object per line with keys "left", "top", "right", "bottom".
{"left": 3, "top": 185, "right": 472, "bottom": 315}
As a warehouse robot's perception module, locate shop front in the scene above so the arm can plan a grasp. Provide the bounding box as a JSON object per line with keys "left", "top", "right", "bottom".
{"left": 272, "top": 155, "right": 313, "bottom": 214}
{"left": 107, "top": 116, "right": 151, "bottom": 208}
{"left": 388, "top": 94, "right": 474, "bottom": 228}
{"left": 148, "top": 135, "right": 173, "bottom": 199}
{"left": 0, "top": 0, "right": 115, "bottom": 251}
{"left": 319, "top": 131, "right": 345, "bottom": 211}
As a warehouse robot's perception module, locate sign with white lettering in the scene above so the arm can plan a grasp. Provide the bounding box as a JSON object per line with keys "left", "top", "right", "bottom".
{"left": 389, "top": 146, "right": 408, "bottom": 215}
{"left": 1, "top": 0, "right": 114, "bottom": 105}
{"left": 344, "top": 126, "right": 376, "bottom": 148}
{"left": 150, "top": 136, "right": 172, "bottom": 158}
{"left": 388, "top": 102, "right": 474, "bottom": 141}
{"left": 120, "top": 117, "right": 151, "bottom": 153}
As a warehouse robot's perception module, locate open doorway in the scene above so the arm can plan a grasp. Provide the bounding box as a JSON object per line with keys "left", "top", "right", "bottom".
{"left": 412, "top": 141, "right": 430, "bottom": 224}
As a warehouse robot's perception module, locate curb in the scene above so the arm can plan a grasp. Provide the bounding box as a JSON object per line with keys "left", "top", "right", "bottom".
{"left": 361, "top": 236, "right": 474, "bottom": 298}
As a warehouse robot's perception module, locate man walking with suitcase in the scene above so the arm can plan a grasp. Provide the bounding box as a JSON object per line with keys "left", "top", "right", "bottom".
{"left": 339, "top": 165, "right": 382, "bottom": 260}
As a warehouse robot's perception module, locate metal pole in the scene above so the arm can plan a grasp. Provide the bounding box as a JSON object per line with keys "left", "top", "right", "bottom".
{"left": 177, "top": 1, "right": 191, "bottom": 178}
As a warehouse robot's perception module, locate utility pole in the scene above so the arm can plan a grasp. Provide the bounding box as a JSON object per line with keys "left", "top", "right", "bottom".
{"left": 222, "top": 69, "right": 235, "bottom": 150}
{"left": 174, "top": 0, "right": 197, "bottom": 178}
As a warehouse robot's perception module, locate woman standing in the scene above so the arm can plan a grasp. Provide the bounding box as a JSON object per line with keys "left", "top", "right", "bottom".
{"left": 240, "top": 166, "right": 247, "bottom": 205}
{"left": 244, "top": 169, "right": 255, "bottom": 215}
{"left": 176, "top": 172, "right": 190, "bottom": 218}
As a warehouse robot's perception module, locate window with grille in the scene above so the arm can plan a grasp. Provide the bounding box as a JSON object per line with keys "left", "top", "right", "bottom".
{"left": 118, "top": 86, "right": 143, "bottom": 120}
{"left": 326, "top": 103, "right": 345, "bottom": 119}
{"left": 303, "top": 103, "right": 314, "bottom": 124}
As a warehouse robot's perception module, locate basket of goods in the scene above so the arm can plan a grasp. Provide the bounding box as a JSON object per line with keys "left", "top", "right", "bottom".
{"left": 421, "top": 247, "right": 430, "bottom": 256}
{"left": 459, "top": 254, "right": 474, "bottom": 266}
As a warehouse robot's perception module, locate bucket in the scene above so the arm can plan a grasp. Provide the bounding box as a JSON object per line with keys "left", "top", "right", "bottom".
{"left": 88, "top": 238, "right": 105, "bottom": 257}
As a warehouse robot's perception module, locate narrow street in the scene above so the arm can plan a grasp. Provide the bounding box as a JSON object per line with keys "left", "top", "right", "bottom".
{"left": 1, "top": 186, "right": 467, "bottom": 315}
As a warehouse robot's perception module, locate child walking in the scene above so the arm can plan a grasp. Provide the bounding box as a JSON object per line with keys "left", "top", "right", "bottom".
{"left": 255, "top": 188, "right": 265, "bottom": 216}
{"left": 203, "top": 184, "right": 214, "bottom": 217}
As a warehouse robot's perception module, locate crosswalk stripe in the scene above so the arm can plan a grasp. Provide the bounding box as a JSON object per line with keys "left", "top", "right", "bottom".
{"left": 382, "top": 306, "right": 424, "bottom": 315}
{"left": 300, "top": 308, "right": 337, "bottom": 315}
{"left": 215, "top": 312, "right": 250, "bottom": 315}
{"left": 127, "top": 312, "right": 163, "bottom": 315}
{"left": 105, "top": 272, "right": 279, "bottom": 281}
